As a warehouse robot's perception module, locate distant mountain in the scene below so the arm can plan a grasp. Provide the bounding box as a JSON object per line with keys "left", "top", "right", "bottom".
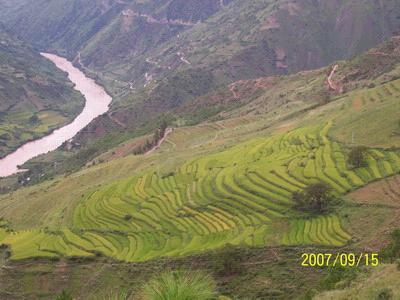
{"left": 0, "top": 0, "right": 232, "bottom": 62}
{"left": 0, "top": 28, "right": 84, "bottom": 158}
{"left": 1, "top": 0, "right": 399, "bottom": 90}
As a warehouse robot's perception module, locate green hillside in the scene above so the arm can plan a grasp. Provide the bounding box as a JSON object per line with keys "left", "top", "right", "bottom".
{"left": 0, "top": 28, "right": 84, "bottom": 158}
{"left": 315, "top": 264, "right": 400, "bottom": 299}
{"left": 0, "top": 55, "right": 399, "bottom": 296}
{"left": 1, "top": 72, "right": 400, "bottom": 260}
{"left": 1, "top": 2, "right": 400, "bottom": 298}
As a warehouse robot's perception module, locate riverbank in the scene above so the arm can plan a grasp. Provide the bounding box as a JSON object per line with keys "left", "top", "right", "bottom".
{"left": 0, "top": 54, "right": 112, "bottom": 177}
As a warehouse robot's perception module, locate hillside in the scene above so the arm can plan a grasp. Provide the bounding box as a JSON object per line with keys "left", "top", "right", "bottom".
{"left": 0, "top": 28, "right": 84, "bottom": 158}
{"left": 5, "top": 0, "right": 397, "bottom": 91}
{"left": 2, "top": 0, "right": 398, "bottom": 86}
{"left": 1, "top": 1, "right": 400, "bottom": 299}
{"left": 102, "top": 0, "right": 400, "bottom": 87}
{"left": 0, "top": 35, "right": 400, "bottom": 298}
{"left": 315, "top": 264, "right": 400, "bottom": 299}
{"left": 0, "top": 0, "right": 399, "bottom": 161}
{"left": 16, "top": 36, "right": 400, "bottom": 185}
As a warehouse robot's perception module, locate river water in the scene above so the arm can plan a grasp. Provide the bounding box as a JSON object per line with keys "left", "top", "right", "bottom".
{"left": 0, "top": 53, "right": 112, "bottom": 177}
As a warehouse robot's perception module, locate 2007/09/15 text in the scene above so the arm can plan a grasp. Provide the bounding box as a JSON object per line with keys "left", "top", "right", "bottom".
{"left": 301, "top": 253, "right": 379, "bottom": 267}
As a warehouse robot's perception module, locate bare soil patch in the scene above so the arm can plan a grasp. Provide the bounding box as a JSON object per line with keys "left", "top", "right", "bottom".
{"left": 349, "top": 175, "right": 400, "bottom": 207}
{"left": 352, "top": 98, "right": 362, "bottom": 111}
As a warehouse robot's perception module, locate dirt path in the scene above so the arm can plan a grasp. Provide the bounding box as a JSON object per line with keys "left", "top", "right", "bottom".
{"left": 122, "top": 9, "right": 197, "bottom": 26}
{"left": 145, "top": 128, "right": 173, "bottom": 155}
{"left": 177, "top": 51, "right": 191, "bottom": 65}
{"left": 74, "top": 52, "right": 130, "bottom": 89}
{"left": 327, "top": 64, "right": 339, "bottom": 91}
{"left": 108, "top": 113, "right": 126, "bottom": 128}
{"left": 229, "top": 83, "right": 239, "bottom": 99}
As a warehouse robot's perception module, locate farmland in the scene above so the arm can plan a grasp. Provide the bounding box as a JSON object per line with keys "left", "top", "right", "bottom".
{"left": 1, "top": 2, "right": 400, "bottom": 298}
{"left": 0, "top": 55, "right": 399, "bottom": 266}
{"left": 1, "top": 119, "right": 399, "bottom": 261}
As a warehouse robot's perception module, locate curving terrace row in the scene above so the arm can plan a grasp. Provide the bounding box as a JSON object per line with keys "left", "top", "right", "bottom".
{"left": 2, "top": 123, "right": 400, "bottom": 261}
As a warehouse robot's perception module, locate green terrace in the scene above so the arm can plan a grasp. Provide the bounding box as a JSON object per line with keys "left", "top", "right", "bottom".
{"left": 1, "top": 122, "right": 399, "bottom": 262}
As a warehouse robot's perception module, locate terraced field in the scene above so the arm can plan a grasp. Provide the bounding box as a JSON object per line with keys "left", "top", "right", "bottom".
{"left": 282, "top": 215, "right": 351, "bottom": 246}
{"left": 332, "top": 79, "right": 400, "bottom": 148}
{"left": 1, "top": 123, "right": 400, "bottom": 261}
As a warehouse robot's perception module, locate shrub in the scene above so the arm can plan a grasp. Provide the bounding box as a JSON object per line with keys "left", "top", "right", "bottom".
{"left": 380, "top": 229, "right": 400, "bottom": 262}
{"left": 320, "top": 266, "right": 357, "bottom": 290}
{"left": 55, "top": 290, "right": 73, "bottom": 300}
{"left": 376, "top": 288, "right": 393, "bottom": 300}
{"left": 124, "top": 214, "right": 133, "bottom": 221}
{"left": 142, "top": 270, "right": 217, "bottom": 300}
{"left": 103, "top": 290, "right": 129, "bottom": 300}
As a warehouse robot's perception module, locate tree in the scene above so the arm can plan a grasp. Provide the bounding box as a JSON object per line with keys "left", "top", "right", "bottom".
{"left": 347, "top": 146, "right": 367, "bottom": 168}
{"left": 29, "top": 114, "right": 40, "bottom": 125}
{"left": 377, "top": 288, "right": 393, "bottom": 300}
{"left": 0, "top": 133, "right": 11, "bottom": 141}
{"left": 160, "top": 120, "right": 168, "bottom": 132}
{"left": 293, "top": 182, "right": 335, "bottom": 213}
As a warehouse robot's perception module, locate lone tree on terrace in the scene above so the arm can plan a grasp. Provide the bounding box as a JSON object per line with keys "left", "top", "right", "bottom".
{"left": 347, "top": 146, "right": 367, "bottom": 169}
{"left": 293, "top": 182, "right": 335, "bottom": 214}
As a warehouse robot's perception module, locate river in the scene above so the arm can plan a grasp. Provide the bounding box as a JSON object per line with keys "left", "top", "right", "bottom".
{"left": 0, "top": 53, "right": 112, "bottom": 177}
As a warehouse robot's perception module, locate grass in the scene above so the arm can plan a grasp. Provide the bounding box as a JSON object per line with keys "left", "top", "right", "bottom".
{"left": 142, "top": 270, "right": 217, "bottom": 300}
{"left": 315, "top": 264, "right": 400, "bottom": 299}
{"left": 331, "top": 79, "right": 400, "bottom": 148}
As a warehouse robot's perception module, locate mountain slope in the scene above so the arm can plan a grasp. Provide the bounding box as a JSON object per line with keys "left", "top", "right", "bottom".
{"left": 1, "top": 0, "right": 399, "bottom": 91}
{"left": 27, "top": 36, "right": 400, "bottom": 180}
{"left": 1, "top": 0, "right": 399, "bottom": 170}
{"left": 0, "top": 28, "right": 84, "bottom": 158}
{"left": 0, "top": 32, "right": 400, "bottom": 299}
{"left": 1, "top": 37, "right": 400, "bottom": 259}
{"left": 104, "top": 0, "right": 400, "bottom": 86}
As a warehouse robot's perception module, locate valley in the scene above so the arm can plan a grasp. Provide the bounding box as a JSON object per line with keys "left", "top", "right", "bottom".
{"left": 0, "top": 54, "right": 112, "bottom": 177}
{"left": 0, "top": 29, "right": 85, "bottom": 160}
